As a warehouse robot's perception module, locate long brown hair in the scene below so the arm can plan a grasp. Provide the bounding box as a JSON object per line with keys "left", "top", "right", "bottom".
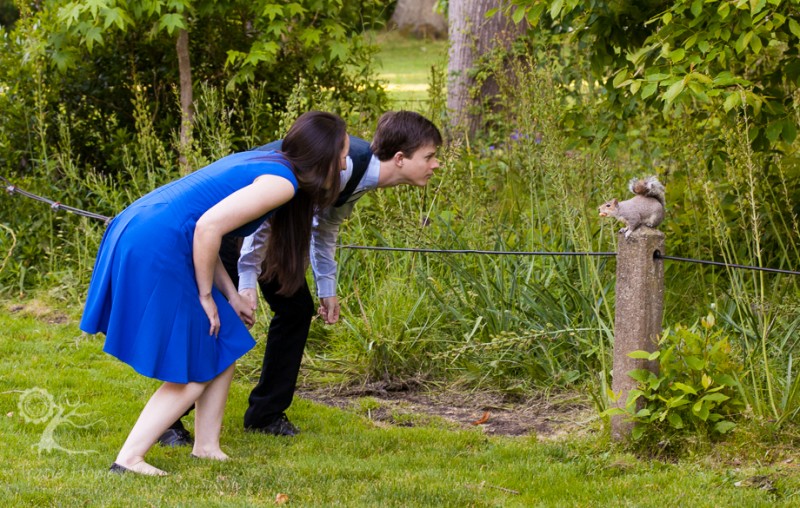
{"left": 262, "top": 111, "right": 346, "bottom": 295}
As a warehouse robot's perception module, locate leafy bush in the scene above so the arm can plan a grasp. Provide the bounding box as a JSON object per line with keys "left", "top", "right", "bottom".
{"left": 606, "top": 315, "right": 746, "bottom": 447}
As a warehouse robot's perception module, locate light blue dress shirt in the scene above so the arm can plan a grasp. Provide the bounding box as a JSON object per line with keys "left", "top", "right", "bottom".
{"left": 237, "top": 154, "right": 381, "bottom": 298}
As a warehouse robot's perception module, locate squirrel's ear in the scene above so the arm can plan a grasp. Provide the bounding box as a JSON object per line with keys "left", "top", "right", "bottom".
{"left": 612, "top": 199, "right": 619, "bottom": 205}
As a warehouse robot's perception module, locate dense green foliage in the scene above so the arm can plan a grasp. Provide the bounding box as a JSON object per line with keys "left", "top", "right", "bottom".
{"left": 605, "top": 316, "right": 746, "bottom": 447}
{"left": 0, "top": 0, "right": 390, "bottom": 173}
{"left": 504, "top": 0, "right": 800, "bottom": 156}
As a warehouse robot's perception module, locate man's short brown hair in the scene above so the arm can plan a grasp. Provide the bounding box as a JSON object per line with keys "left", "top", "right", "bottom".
{"left": 370, "top": 111, "right": 443, "bottom": 161}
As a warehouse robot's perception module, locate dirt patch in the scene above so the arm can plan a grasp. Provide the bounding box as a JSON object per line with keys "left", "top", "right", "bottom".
{"left": 6, "top": 300, "right": 70, "bottom": 324}
{"left": 298, "top": 382, "right": 597, "bottom": 438}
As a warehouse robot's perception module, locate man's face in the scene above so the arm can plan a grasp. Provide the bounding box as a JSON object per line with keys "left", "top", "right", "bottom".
{"left": 401, "top": 143, "right": 440, "bottom": 187}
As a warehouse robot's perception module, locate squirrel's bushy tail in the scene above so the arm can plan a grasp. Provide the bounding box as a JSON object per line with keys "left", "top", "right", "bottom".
{"left": 628, "top": 176, "right": 665, "bottom": 207}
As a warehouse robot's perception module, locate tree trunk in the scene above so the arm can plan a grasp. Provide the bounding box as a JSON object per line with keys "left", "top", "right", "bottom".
{"left": 390, "top": 0, "right": 447, "bottom": 39}
{"left": 176, "top": 26, "right": 194, "bottom": 174}
{"left": 446, "top": 0, "right": 523, "bottom": 139}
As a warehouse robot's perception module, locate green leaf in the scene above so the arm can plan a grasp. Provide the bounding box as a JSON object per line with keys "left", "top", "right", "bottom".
{"left": 701, "top": 393, "right": 730, "bottom": 403}
{"left": 693, "top": 400, "right": 711, "bottom": 420}
{"left": 687, "top": 72, "right": 713, "bottom": 84}
{"left": 59, "top": 3, "right": 84, "bottom": 26}
{"left": 485, "top": 7, "right": 499, "bottom": 19}
{"left": 613, "top": 69, "right": 629, "bottom": 88}
{"left": 262, "top": 4, "right": 283, "bottom": 21}
{"left": 723, "top": 92, "right": 742, "bottom": 112}
{"left": 102, "top": 6, "right": 132, "bottom": 30}
{"left": 685, "top": 355, "right": 705, "bottom": 370}
{"left": 667, "top": 397, "right": 692, "bottom": 409}
{"left": 715, "top": 374, "right": 737, "bottom": 387}
{"left": 512, "top": 7, "right": 525, "bottom": 24}
{"left": 669, "top": 48, "right": 686, "bottom": 63}
{"left": 663, "top": 79, "right": 685, "bottom": 104}
{"left": 750, "top": 34, "right": 762, "bottom": 54}
{"left": 286, "top": 3, "right": 306, "bottom": 17}
{"left": 702, "top": 373, "right": 712, "bottom": 390}
{"left": 745, "top": 91, "right": 763, "bottom": 116}
{"left": 691, "top": 0, "right": 703, "bottom": 17}
{"left": 789, "top": 18, "right": 800, "bottom": 38}
{"left": 782, "top": 121, "right": 798, "bottom": 143}
{"left": 628, "top": 350, "right": 659, "bottom": 360}
{"left": 714, "top": 421, "right": 736, "bottom": 434}
{"left": 668, "top": 411, "right": 684, "bottom": 429}
{"left": 549, "top": 0, "right": 564, "bottom": 19}
{"left": 641, "top": 82, "right": 658, "bottom": 99}
{"left": 735, "top": 31, "right": 753, "bottom": 54}
{"left": 86, "top": 0, "right": 106, "bottom": 19}
{"left": 329, "top": 41, "right": 348, "bottom": 62}
{"left": 766, "top": 121, "right": 783, "bottom": 142}
{"left": 84, "top": 26, "right": 104, "bottom": 52}
{"left": 632, "top": 425, "right": 645, "bottom": 440}
{"left": 625, "top": 389, "right": 645, "bottom": 407}
{"left": 225, "top": 50, "right": 246, "bottom": 67}
{"left": 300, "top": 27, "right": 322, "bottom": 47}
{"left": 672, "top": 382, "right": 698, "bottom": 395}
{"left": 628, "top": 369, "right": 656, "bottom": 383}
{"left": 157, "top": 13, "right": 186, "bottom": 35}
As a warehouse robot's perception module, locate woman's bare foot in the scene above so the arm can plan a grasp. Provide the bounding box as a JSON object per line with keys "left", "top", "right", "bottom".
{"left": 190, "top": 447, "right": 229, "bottom": 461}
{"left": 111, "top": 459, "right": 168, "bottom": 476}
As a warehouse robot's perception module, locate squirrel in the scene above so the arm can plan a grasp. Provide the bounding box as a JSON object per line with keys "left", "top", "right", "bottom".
{"left": 598, "top": 176, "right": 665, "bottom": 238}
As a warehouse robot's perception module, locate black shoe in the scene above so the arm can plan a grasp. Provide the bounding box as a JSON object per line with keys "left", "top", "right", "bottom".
{"left": 157, "top": 427, "right": 194, "bottom": 447}
{"left": 109, "top": 462, "right": 129, "bottom": 474}
{"left": 246, "top": 414, "right": 299, "bottom": 437}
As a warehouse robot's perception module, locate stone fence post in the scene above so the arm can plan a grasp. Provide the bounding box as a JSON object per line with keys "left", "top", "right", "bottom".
{"left": 611, "top": 228, "right": 665, "bottom": 440}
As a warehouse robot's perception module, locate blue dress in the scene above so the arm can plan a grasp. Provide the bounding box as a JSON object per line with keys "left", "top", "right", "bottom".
{"left": 80, "top": 151, "right": 298, "bottom": 383}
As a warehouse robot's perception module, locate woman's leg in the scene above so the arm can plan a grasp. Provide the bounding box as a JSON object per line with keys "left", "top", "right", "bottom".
{"left": 115, "top": 381, "right": 207, "bottom": 475}
{"left": 192, "top": 363, "right": 236, "bottom": 460}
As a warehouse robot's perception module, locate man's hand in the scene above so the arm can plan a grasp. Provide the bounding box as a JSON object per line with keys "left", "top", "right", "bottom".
{"left": 230, "top": 292, "right": 255, "bottom": 329}
{"left": 239, "top": 288, "right": 258, "bottom": 311}
{"left": 318, "top": 296, "right": 340, "bottom": 324}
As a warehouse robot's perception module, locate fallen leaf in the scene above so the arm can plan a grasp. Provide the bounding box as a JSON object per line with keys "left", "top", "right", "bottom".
{"left": 472, "top": 411, "right": 490, "bottom": 425}
{"left": 275, "top": 493, "right": 289, "bottom": 504}
{"left": 6, "top": 412, "right": 12, "bottom": 418}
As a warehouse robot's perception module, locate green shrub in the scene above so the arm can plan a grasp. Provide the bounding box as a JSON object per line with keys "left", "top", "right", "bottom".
{"left": 606, "top": 315, "right": 746, "bottom": 448}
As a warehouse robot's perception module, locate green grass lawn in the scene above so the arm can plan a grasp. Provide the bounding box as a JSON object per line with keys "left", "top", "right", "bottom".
{"left": 372, "top": 30, "right": 447, "bottom": 111}
{"left": 1, "top": 304, "right": 798, "bottom": 507}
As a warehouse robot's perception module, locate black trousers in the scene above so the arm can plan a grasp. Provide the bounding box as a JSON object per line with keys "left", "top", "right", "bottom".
{"left": 171, "top": 236, "right": 314, "bottom": 430}
{"left": 219, "top": 236, "right": 315, "bottom": 429}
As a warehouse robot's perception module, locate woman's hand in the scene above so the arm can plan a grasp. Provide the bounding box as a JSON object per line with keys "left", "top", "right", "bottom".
{"left": 199, "top": 293, "right": 220, "bottom": 337}
{"left": 230, "top": 292, "right": 255, "bottom": 329}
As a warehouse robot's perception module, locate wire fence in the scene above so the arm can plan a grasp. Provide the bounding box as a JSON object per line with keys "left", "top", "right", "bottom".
{"left": 3, "top": 174, "right": 800, "bottom": 276}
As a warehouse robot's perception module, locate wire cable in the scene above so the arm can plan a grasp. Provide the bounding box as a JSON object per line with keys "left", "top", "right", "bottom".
{"left": 2, "top": 174, "right": 798, "bottom": 275}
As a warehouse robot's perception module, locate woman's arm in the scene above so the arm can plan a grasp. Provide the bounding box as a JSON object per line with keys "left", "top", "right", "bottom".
{"left": 194, "top": 175, "right": 295, "bottom": 336}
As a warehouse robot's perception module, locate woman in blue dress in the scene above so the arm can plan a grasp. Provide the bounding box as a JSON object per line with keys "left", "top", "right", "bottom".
{"left": 80, "top": 111, "right": 349, "bottom": 476}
